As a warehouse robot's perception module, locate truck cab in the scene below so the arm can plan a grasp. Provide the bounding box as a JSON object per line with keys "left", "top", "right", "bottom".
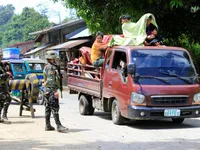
{"left": 67, "top": 46, "right": 200, "bottom": 125}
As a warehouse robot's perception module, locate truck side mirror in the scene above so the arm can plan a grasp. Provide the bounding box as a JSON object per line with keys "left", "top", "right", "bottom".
{"left": 127, "top": 63, "right": 136, "bottom": 75}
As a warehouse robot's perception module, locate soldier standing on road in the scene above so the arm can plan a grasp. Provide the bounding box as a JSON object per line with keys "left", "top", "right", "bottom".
{"left": 0, "top": 49, "right": 11, "bottom": 124}
{"left": 43, "top": 50, "right": 68, "bottom": 132}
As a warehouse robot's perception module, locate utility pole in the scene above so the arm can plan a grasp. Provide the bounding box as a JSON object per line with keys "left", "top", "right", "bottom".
{"left": 58, "top": 12, "right": 61, "bottom": 24}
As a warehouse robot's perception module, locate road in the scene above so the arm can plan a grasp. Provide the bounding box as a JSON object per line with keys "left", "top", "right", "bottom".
{"left": 1, "top": 90, "right": 200, "bottom": 150}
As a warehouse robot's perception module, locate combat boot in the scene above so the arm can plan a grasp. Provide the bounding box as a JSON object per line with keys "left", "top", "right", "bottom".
{"left": 57, "top": 124, "right": 68, "bottom": 132}
{"left": 0, "top": 109, "right": 3, "bottom": 122}
{"left": 2, "top": 112, "right": 11, "bottom": 124}
{"left": 0, "top": 115, "right": 3, "bottom": 123}
{"left": 45, "top": 114, "right": 55, "bottom": 131}
{"left": 53, "top": 114, "right": 68, "bottom": 132}
{"left": 45, "top": 125, "right": 55, "bottom": 131}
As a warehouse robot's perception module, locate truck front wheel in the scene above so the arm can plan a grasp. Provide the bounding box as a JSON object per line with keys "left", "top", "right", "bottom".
{"left": 111, "top": 99, "right": 124, "bottom": 125}
{"left": 79, "top": 95, "right": 95, "bottom": 115}
{"left": 172, "top": 118, "right": 185, "bottom": 124}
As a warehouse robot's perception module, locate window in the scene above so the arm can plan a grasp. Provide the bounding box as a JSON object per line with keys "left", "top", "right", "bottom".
{"left": 13, "top": 64, "right": 24, "bottom": 72}
{"left": 131, "top": 49, "right": 195, "bottom": 77}
{"left": 131, "top": 49, "right": 197, "bottom": 85}
{"left": 28, "top": 63, "right": 44, "bottom": 71}
{"left": 112, "top": 51, "right": 127, "bottom": 82}
{"left": 112, "top": 51, "right": 127, "bottom": 69}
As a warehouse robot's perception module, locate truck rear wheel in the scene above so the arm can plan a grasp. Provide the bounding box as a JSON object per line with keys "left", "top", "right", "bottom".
{"left": 172, "top": 118, "right": 185, "bottom": 124}
{"left": 111, "top": 99, "right": 124, "bottom": 125}
{"left": 88, "top": 99, "right": 95, "bottom": 115}
{"left": 79, "top": 95, "right": 94, "bottom": 115}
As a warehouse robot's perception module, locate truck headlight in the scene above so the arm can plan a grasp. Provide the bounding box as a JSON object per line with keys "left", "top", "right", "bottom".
{"left": 193, "top": 93, "right": 200, "bottom": 102}
{"left": 131, "top": 92, "right": 145, "bottom": 104}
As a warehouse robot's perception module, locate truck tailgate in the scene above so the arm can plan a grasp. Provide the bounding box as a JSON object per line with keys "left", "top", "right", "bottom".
{"left": 68, "top": 74, "right": 102, "bottom": 98}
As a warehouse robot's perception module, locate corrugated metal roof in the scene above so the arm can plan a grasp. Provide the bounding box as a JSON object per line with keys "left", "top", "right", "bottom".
{"left": 22, "top": 58, "right": 46, "bottom": 63}
{"left": 47, "top": 39, "right": 89, "bottom": 50}
{"left": 29, "top": 19, "right": 85, "bottom": 35}
{"left": 65, "top": 26, "right": 87, "bottom": 39}
{"left": 67, "top": 28, "right": 92, "bottom": 39}
{"left": 24, "top": 43, "right": 52, "bottom": 55}
{"left": 8, "top": 40, "right": 35, "bottom": 47}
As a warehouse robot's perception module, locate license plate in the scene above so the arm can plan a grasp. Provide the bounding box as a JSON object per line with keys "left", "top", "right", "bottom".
{"left": 164, "top": 109, "right": 181, "bottom": 117}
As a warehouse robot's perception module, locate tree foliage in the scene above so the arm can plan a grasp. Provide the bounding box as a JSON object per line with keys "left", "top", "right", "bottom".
{"left": 53, "top": 0, "right": 199, "bottom": 42}
{"left": 0, "top": 7, "right": 50, "bottom": 47}
{"left": 52, "top": 0, "right": 200, "bottom": 72}
{"left": 0, "top": 4, "right": 15, "bottom": 26}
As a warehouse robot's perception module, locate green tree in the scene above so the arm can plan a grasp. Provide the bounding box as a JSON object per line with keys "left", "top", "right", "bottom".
{"left": 52, "top": 0, "right": 200, "bottom": 72}
{"left": 0, "top": 7, "right": 50, "bottom": 47}
{"left": 0, "top": 4, "right": 15, "bottom": 46}
{"left": 52, "top": 0, "right": 199, "bottom": 42}
{"left": 0, "top": 4, "right": 15, "bottom": 26}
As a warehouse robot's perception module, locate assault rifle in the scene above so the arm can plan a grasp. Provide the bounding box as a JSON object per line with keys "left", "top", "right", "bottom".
{"left": 57, "top": 65, "right": 63, "bottom": 98}
{"left": 49, "top": 62, "right": 63, "bottom": 98}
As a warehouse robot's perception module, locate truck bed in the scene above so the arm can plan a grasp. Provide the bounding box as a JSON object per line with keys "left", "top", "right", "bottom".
{"left": 67, "top": 64, "right": 102, "bottom": 98}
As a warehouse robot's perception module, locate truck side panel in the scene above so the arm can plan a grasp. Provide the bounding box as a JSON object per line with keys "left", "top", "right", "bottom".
{"left": 68, "top": 74, "right": 102, "bottom": 98}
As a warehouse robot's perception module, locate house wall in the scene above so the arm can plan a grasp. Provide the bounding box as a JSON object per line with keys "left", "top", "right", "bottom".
{"left": 8, "top": 41, "right": 35, "bottom": 55}
{"left": 40, "top": 34, "right": 49, "bottom": 44}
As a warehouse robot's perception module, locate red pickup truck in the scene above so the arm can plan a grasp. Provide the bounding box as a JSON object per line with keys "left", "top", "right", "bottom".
{"left": 67, "top": 46, "right": 200, "bottom": 125}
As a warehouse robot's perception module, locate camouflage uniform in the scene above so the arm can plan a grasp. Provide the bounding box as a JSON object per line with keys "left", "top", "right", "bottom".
{"left": 43, "top": 51, "right": 68, "bottom": 132}
{"left": 0, "top": 50, "right": 11, "bottom": 124}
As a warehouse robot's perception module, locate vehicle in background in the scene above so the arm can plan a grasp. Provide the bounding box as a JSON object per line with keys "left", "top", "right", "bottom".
{"left": 3, "top": 59, "right": 26, "bottom": 79}
{"left": 23, "top": 58, "right": 45, "bottom": 79}
{"left": 2, "top": 59, "right": 26, "bottom": 97}
{"left": 23, "top": 58, "right": 46, "bottom": 105}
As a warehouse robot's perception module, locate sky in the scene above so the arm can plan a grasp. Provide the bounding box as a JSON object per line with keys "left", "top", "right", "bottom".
{"left": 0, "top": 0, "right": 72, "bottom": 23}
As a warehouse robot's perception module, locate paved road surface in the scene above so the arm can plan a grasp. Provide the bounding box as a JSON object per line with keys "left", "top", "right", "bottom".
{"left": 1, "top": 91, "right": 200, "bottom": 150}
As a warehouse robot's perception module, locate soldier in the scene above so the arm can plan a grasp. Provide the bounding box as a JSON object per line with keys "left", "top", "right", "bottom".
{"left": 43, "top": 50, "right": 68, "bottom": 132}
{"left": 0, "top": 49, "right": 11, "bottom": 124}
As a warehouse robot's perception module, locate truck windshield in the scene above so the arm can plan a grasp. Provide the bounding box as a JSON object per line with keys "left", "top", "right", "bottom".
{"left": 131, "top": 49, "right": 197, "bottom": 85}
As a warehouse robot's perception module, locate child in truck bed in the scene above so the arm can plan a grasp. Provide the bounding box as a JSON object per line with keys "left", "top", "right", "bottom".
{"left": 144, "top": 25, "right": 164, "bottom": 46}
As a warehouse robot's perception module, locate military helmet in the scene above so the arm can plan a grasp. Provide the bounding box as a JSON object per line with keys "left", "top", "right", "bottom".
{"left": 0, "top": 49, "right": 3, "bottom": 56}
{"left": 45, "top": 50, "right": 59, "bottom": 59}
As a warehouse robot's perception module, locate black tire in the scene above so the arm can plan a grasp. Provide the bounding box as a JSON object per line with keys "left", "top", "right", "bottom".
{"left": 172, "top": 118, "right": 185, "bottom": 124}
{"left": 111, "top": 99, "right": 125, "bottom": 125}
{"left": 79, "top": 95, "right": 95, "bottom": 115}
{"left": 37, "top": 90, "right": 44, "bottom": 105}
{"left": 79, "top": 95, "right": 89, "bottom": 115}
{"left": 88, "top": 99, "right": 95, "bottom": 115}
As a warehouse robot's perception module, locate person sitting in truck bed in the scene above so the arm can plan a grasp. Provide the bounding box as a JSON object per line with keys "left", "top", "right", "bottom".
{"left": 144, "top": 25, "right": 164, "bottom": 46}
{"left": 108, "top": 13, "right": 158, "bottom": 47}
{"left": 91, "top": 31, "right": 108, "bottom": 68}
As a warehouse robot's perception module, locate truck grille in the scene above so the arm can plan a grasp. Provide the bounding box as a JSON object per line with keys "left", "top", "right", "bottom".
{"left": 151, "top": 95, "right": 189, "bottom": 105}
